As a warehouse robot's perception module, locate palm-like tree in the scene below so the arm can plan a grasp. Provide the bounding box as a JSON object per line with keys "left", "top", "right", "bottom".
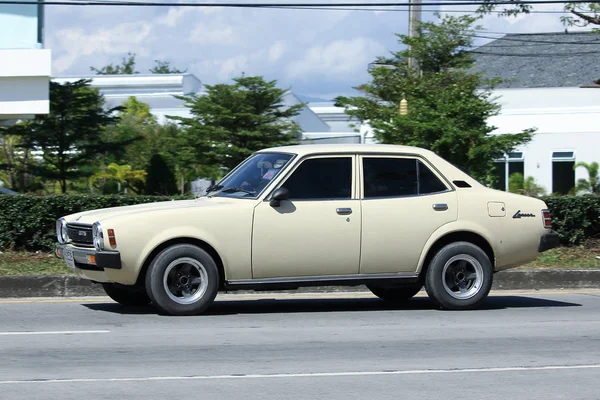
{"left": 90, "top": 163, "right": 146, "bottom": 194}
{"left": 574, "top": 161, "right": 600, "bottom": 195}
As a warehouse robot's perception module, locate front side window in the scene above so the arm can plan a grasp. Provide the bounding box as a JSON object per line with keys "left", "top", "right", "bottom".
{"left": 363, "top": 157, "right": 448, "bottom": 198}
{"left": 209, "top": 152, "right": 293, "bottom": 198}
{"left": 281, "top": 157, "right": 353, "bottom": 200}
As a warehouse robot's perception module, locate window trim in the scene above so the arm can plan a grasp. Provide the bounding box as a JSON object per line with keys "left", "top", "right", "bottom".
{"left": 358, "top": 154, "right": 452, "bottom": 200}
{"left": 264, "top": 153, "right": 358, "bottom": 202}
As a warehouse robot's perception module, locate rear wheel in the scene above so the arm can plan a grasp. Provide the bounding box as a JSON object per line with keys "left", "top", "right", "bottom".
{"left": 102, "top": 283, "right": 151, "bottom": 306}
{"left": 367, "top": 284, "right": 423, "bottom": 302}
{"left": 425, "top": 241, "right": 493, "bottom": 310}
{"left": 145, "top": 244, "right": 219, "bottom": 316}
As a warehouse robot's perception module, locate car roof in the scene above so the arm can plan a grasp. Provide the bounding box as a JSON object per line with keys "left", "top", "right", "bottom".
{"left": 257, "top": 143, "right": 430, "bottom": 157}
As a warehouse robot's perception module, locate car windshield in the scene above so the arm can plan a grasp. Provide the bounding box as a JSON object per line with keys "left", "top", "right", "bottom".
{"left": 206, "top": 152, "right": 294, "bottom": 198}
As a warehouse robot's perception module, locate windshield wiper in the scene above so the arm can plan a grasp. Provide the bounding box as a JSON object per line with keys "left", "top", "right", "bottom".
{"left": 219, "top": 187, "right": 255, "bottom": 195}
{"left": 205, "top": 184, "right": 223, "bottom": 195}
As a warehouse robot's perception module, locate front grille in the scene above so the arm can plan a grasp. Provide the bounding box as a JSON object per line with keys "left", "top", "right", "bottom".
{"left": 67, "top": 223, "right": 94, "bottom": 246}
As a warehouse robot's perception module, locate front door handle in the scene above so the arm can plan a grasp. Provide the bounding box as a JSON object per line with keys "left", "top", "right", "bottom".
{"left": 433, "top": 203, "right": 448, "bottom": 211}
{"left": 336, "top": 208, "right": 352, "bottom": 215}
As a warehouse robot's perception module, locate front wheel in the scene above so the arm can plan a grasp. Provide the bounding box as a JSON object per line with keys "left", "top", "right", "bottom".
{"left": 424, "top": 241, "right": 493, "bottom": 310}
{"left": 101, "top": 283, "right": 151, "bottom": 306}
{"left": 145, "top": 244, "right": 219, "bottom": 316}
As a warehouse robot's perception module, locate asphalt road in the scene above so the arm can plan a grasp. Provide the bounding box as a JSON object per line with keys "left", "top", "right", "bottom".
{"left": 1, "top": 290, "right": 600, "bottom": 400}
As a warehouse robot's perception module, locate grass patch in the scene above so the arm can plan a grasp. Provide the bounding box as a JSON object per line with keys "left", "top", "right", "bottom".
{"left": 0, "top": 251, "right": 74, "bottom": 276}
{"left": 516, "top": 239, "right": 600, "bottom": 270}
{"left": 0, "top": 239, "right": 599, "bottom": 276}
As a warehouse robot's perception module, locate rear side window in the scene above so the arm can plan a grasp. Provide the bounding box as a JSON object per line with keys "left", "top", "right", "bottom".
{"left": 363, "top": 158, "right": 448, "bottom": 198}
{"left": 418, "top": 161, "right": 448, "bottom": 194}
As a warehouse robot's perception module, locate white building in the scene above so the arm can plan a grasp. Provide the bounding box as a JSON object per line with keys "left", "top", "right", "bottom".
{"left": 0, "top": 0, "right": 51, "bottom": 125}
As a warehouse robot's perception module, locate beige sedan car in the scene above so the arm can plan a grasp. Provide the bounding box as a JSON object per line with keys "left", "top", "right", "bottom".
{"left": 55, "top": 144, "right": 558, "bottom": 315}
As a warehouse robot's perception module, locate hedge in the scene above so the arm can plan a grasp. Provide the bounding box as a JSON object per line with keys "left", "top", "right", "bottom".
{"left": 541, "top": 195, "right": 600, "bottom": 246}
{"left": 0, "top": 194, "right": 193, "bottom": 251}
{"left": 0, "top": 193, "right": 598, "bottom": 252}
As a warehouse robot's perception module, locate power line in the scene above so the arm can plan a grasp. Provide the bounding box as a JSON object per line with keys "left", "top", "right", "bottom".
{"left": 262, "top": 6, "right": 582, "bottom": 12}
{"left": 0, "top": 0, "right": 598, "bottom": 7}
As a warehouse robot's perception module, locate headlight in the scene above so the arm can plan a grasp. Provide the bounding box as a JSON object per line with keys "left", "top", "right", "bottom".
{"left": 92, "top": 222, "right": 104, "bottom": 250}
{"left": 56, "top": 218, "right": 68, "bottom": 244}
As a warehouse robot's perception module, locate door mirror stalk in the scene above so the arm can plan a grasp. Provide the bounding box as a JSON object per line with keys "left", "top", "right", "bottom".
{"left": 270, "top": 187, "right": 290, "bottom": 207}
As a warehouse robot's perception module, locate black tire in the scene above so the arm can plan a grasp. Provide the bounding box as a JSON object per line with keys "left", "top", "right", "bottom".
{"left": 367, "top": 284, "right": 423, "bottom": 302}
{"left": 102, "top": 283, "right": 151, "bottom": 306}
{"left": 145, "top": 244, "right": 219, "bottom": 316}
{"left": 424, "top": 241, "right": 493, "bottom": 310}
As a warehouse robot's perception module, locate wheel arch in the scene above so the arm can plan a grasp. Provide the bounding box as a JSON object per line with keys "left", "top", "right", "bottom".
{"left": 417, "top": 231, "right": 496, "bottom": 279}
{"left": 135, "top": 237, "right": 226, "bottom": 290}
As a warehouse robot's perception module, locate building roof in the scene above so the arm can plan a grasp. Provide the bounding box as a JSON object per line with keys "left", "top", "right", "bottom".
{"left": 470, "top": 32, "right": 600, "bottom": 88}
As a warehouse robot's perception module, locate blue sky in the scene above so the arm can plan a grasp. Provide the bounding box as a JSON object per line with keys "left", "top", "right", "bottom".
{"left": 44, "top": 1, "right": 586, "bottom": 101}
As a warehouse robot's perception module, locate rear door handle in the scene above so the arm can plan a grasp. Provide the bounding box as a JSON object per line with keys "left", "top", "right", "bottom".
{"left": 433, "top": 203, "right": 448, "bottom": 211}
{"left": 336, "top": 208, "right": 352, "bottom": 215}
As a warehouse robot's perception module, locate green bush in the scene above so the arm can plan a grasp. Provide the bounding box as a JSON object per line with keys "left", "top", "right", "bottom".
{"left": 542, "top": 195, "right": 600, "bottom": 245}
{"left": 1, "top": 193, "right": 598, "bottom": 252}
{"left": 0, "top": 194, "right": 193, "bottom": 251}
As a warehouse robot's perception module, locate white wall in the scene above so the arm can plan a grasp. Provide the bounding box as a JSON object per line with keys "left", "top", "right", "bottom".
{"left": 0, "top": 49, "right": 51, "bottom": 122}
{"left": 488, "top": 87, "right": 600, "bottom": 193}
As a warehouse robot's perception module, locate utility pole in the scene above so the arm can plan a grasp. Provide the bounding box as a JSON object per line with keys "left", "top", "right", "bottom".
{"left": 407, "top": 0, "right": 422, "bottom": 74}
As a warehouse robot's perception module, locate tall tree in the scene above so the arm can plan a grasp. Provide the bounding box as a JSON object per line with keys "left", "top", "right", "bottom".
{"left": 477, "top": 1, "right": 600, "bottom": 28}
{"left": 170, "top": 75, "right": 303, "bottom": 173}
{"left": 335, "top": 14, "right": 534, "bottom": 185}
{"left": 91, "top": 52, "right": 139, "bottom": 75}
{"left": 144, "top": 154, "right": 178, "bottom": 195}
{"left": 13, "top": 79, "right": 124, "bottom": 193}
{"left": 150, "top": 60, "right": 187, "bottom": 74}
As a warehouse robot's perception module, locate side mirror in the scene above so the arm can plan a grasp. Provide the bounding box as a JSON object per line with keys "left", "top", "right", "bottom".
{"left": 269, "top": 187, "right": 289, "bottom": 208}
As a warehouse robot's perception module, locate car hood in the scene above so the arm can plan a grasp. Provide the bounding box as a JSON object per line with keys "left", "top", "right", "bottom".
{"left": 66, "top": 196, "right": 246, "bottom": 224}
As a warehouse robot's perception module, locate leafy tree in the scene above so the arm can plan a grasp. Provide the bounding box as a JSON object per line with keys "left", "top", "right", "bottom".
{"left": 10, "top": 79, "right": 125, "bottom": 193}
{"left": 574, "top": 161, "right": 600, "bottom": 194}
{"left": 171, "top": 75, "right": 303, "bottom": 173}
{"left": 144, "top": 154, "right": 178, "bottom": 195}
{"left": 477, "top": 1, "right": 600, "bottom": 28}
{"left": 0, "top": 125, "right": 34, "bottom": 191}
{"left": 508, "top": 172, "right": 546, "bottom": 197}
{"left": 150, "top": 60, "right": 187, "bottom": 74}
{"left": 91, "top": 52, "right": 139, "bottom": 75}
{"left": 335, "top": 14, "right": 534, "bottom": 184}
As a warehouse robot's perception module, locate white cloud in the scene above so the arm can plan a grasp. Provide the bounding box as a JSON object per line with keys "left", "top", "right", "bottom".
{"left": 267, "top": 41, "right": 287, "bottom": 63}
{"left": 286, "top": 38, "right": 385, "bottom": 80}
{"left": 190, "top": 23, "right": 236, "bottom": 45}
{"left": 49, "top": 22, "right": 152, "bottom": 73}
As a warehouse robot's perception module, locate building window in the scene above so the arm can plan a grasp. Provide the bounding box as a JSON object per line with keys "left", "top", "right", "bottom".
{"left": 492, "top": 152, "right": 524, "bottom": 191}
{"left": 552, "top": 151, "right": 575, "bottom": 195}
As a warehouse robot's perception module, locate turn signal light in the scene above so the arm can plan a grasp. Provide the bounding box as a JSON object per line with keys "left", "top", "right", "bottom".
{"left": 542, "top": 209, "right": 552, "bottom": 229}
{"left": 107, "top": 229, "right": 117, "bottom": 247}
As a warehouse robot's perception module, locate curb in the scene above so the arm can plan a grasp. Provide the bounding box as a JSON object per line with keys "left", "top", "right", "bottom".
{"left": 0, "top": 270, "right": 599, "bottom": 298}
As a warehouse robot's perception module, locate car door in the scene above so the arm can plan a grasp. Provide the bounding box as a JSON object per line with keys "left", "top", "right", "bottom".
{"left": 251, "top": 155, "right": 361, "bottom": 279}
{"left": 359, "top": 155, "right": 458, "bottom": 274}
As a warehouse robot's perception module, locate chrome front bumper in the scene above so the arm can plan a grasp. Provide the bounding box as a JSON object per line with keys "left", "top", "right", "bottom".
{"left": 55, "top": 244, "right": 122, "bottom": 270}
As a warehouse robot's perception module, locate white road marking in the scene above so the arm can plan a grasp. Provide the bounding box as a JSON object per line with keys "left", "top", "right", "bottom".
{"left": 0, "top": 330, "right": 109, "bottom": 336}
{"left": 1, "top": 364, "right": 599, "bottom": 385}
